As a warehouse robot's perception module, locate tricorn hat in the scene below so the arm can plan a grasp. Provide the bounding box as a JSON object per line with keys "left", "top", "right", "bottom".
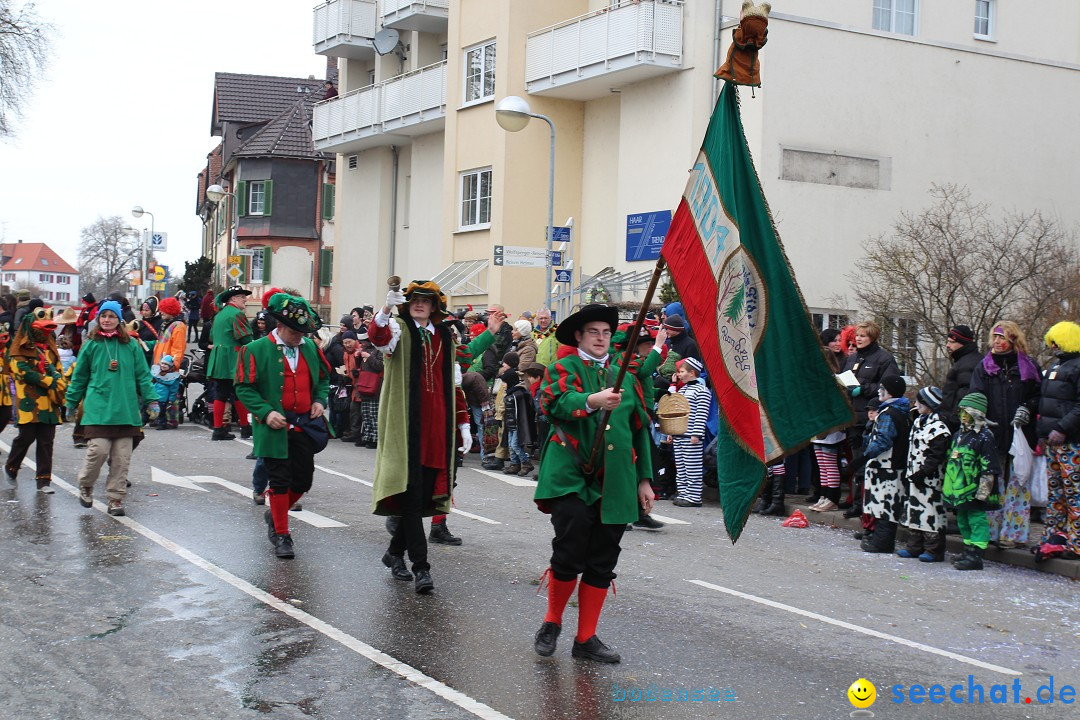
{"left": 265, "top": 290, "right": 322, "bottom": 334}
{"left": 403, "top": 280, "right": 449, "bottom": 321}
{"left": 555, "top": 304, "right": 620, "bottom": 347}
{"left": 216, "top": 285, "right": 252, "bottom": 307}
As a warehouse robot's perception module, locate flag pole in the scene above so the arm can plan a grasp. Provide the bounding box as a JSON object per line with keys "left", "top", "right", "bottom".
{"left": 582, "top": 255, "right": 668, "bottom": 479}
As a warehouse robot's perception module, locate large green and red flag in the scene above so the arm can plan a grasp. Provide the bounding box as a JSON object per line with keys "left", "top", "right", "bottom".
{"left": 661, "top": 84, "right": 852, "bottom": 543}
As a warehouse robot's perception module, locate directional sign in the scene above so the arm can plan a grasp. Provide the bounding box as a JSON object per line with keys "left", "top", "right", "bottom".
{"left": 150, "top": 232, "right": 168, "bottom": 251}
{"left": 555, "top": 270, "right": 572, "bottom": 283}
{"left": 153, "top": 264, "right": 167, "bottom": 281}
{"left": 235, "top": 247, "right": 257, "bottom": 257}
{"left": 226, "top": 264, "right": 243, "bottom": 282}
{"left": 493, "top": 245, "right": 546, "bottom": 268}
{"left": 551, "top": 226, "right": 571, "bottom": 244}
{"left": 549, "top": 250, "right": 563, "bottom": 266}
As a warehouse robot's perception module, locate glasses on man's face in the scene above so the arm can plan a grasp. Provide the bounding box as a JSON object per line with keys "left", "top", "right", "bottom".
{"left": 584, "top": 328, "right": 612, "bottom": 338}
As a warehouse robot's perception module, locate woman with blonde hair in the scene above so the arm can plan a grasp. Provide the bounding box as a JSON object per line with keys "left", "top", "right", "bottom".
{"left": 969, "top": 319, "right": 1042, "bottom": 548}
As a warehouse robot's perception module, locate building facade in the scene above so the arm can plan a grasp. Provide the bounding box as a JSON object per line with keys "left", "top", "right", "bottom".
{"left": 0, "top": 241, "right": 80, "bottom": 306}
{"left": 315, "top": 0, "right": 1080, "bottom": 352}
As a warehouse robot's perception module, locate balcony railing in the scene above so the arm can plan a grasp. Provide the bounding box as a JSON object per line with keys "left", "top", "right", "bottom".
{"left": 525, "top": 0, "right": 684, "bottom": 101}
{"left": 381, "top": 0, "right": 449, "bottom": 33}
{"left": 313, "top": 60, "right": 447, "bottom": 153}
{"left": 313, "top": 0, "right": 377, "bottom": 59}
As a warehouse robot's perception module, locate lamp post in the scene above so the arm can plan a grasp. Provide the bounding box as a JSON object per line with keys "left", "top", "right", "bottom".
{"left": 496, "top": 95, "right": 555, "bottom": 311}
{"left": 206, "top": 184, "right": 236, "bottom": 287}
{"left": 130, "top": 206, "right": 154, "bottom": 303}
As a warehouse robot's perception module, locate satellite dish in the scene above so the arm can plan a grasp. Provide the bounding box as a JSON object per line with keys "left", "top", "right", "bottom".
{"left": 373, "top": 28, "right": 400, "bottom": 56}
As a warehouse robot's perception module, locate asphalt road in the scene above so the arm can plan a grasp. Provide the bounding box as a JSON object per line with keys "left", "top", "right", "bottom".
{"left": 1, "top": 420, "right": 1077, "bottom": 720}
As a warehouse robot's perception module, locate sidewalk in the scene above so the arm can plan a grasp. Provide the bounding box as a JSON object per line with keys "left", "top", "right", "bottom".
{"left": 778, "top": 495, "right": 1079, "bottom": 580}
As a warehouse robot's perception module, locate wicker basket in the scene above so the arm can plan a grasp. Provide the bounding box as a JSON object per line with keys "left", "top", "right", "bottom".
{"left": 657, "top": 393, "right": 690, "bottom": 436}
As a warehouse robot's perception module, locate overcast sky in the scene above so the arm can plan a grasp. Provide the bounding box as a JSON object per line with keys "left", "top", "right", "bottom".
{"left": 0, "top": 0, "right": 329, "bottom": 277}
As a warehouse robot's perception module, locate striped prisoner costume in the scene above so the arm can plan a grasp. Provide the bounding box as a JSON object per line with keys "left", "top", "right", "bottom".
{"left": 673, "top": 378, "right": 710, "bottom": 504}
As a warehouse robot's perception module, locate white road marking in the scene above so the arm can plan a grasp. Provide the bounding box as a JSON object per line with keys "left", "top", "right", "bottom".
{"left": 687, "top": 579, "right": 1022, "bottom": 676}
{"left": 314, "top": 464, "right": 373, "bottom": 487}
{"left": 31, "top": 470, "right": 514, "bottom": 720}
{"left": 646, "top": 513, "right": 690, "bottom": 525}
{"left": 470, "top": 467, "right": 537, "bottom": 488}
{"left": 188, "top": 474, "right": 347, "bottom": 528}
{"left": 449, "top": 508, "right": 500, "bottom": 525}
{"left": 151, "top": 466, "right": 208, "bottom": 492}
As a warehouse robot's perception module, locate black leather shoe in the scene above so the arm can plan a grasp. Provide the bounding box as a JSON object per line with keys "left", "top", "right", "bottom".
{"left": 211, "top": 427, "right": 236, "bottom": 441}
{"left": 842, "top": 507, "right": 862, "bottom": 519}
{"left": 534, "top": 622, "right": 561, "bottom": 657}
{"left": 385, "top": 516, "right": 400, "bottom": 536}
{"left": 672, "top": 498, "right": 702, "bottom": 508}
{"left": 572, "top": 635, "right": 621, "bottom": 663}
{"left": 240, "top": 426, "right": 252, "bottom": 439}
{"left": 381, "top": 551, "right": 412, "bottom": 581}
{"left": 264, "top": 509, "right": 279, "bottom": 544}
{"left": 274, "top": 534, "right": 295, "bottom": 559}
{"left": 245, "top": 451, "right": 256, "bottom": 460}
{"left": 633, "top": 514, "right": 665, "bottom": 530}
{"left": 253, "top": 490, "right": 265, "bottom": 506}
{"left": 429, "top": 522, "right": 462, "bottom": 545}
{"left": 414, "top": 570, "right": 434, "bottom": 594}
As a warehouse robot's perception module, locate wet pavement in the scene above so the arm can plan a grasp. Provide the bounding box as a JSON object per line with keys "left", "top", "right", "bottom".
{"left": 1, "top": 422, "right": 1078, "bottom": 719}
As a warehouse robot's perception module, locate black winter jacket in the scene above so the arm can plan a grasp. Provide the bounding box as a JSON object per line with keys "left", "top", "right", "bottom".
{"left": 969, "top": 351, "right": 1041, "bottom": 453}
{"left": 842, "top": 342, "right": 900, "bottom": 425}
{"left": 940, "top": 343, "right": 980, "bottom": 415}
{"left": 1036, "top": 352, "right": 1080, "bottom": 442}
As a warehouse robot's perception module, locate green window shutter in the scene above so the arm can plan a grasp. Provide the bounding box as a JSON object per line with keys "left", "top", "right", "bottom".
{"left": 263, "top": 180, "right": 273, "bottom": 217}
{"left": 237, "top": 181, "right": 247, "bottom": 218}
{"left": 319, "top": 248, "right": 333, "bottom": 287}
{"left": 262, "top": 246, "right": 272, "bottom": 285}
{"left": 322, "top": 183, "right": 335, "bottom": 219}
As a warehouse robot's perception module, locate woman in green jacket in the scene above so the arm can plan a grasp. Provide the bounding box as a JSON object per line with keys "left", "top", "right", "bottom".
{"left": 65, "top": 301, "right": 158, "bottom": 516}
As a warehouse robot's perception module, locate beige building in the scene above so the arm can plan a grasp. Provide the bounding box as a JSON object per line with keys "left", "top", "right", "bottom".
{"left": 314, "top": 0, "right": 1080, "bottom": 358}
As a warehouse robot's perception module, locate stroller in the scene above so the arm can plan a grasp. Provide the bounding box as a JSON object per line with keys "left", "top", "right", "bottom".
{"left": 184, "top": 348, "right": 213, "bottom": 427}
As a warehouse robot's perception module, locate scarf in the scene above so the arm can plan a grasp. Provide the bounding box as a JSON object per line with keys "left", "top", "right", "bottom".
{"left": 981, "top": 350, "right": 1039, "bottom": 383}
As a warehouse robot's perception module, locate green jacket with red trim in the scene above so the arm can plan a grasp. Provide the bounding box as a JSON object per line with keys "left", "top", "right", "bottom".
{"left": 207, "top": 304, "right": 253, "bottom": 379}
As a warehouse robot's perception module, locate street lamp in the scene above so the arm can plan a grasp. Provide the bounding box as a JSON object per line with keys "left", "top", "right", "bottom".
{"left": 496, "top": 95, "right": 555, "bottom": 310}
{"left": 131, "top": 205, "right": 154, "bottom": 302}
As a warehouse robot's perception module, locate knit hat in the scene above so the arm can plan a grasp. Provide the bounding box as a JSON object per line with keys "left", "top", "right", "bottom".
{"left": 948, "top": 325, "right": 975, "bottom": 344}
{"left": 81, "top": 292, "right": 96, "bottom": 304}
{"left": 820, "top": 328, "right": 840, "bottom": 346}
{"left": 340, "top": 314, "right": 352, "bottom": 326}
{"left": 500, "top": 367, "right": 521, "bottom": 387}
{"left": 97, "top": 300, "right": 123, "bottom": 319}
{"left": 679, "top": 357, "right": 704, "bottom": 375}
{"left": 662, "top": 314, "right": 686, "bottom": 331}
{"left": 158, "top": 297, "right": 182, "bottom": 318}
{"left": 916, "top": 386, "right": 943, "bottom": 411}
{"left": 342, "top": 330, "right": 358, "bottom": 341}
{"left": 142, "top": 296, "right": 159, "bottom": 315}
{"left": 866, "top": 398, "right": 882, "bottom": 411}
{"left": 502, "top": 351, "right": 520, "bottom": 369}
{"left": 958, "top": 392, "right": 988, "bottom": 415}
{"left": 160, "top": 354, "right": 175, "bottom": 367}
{"left": 513, "top": 319, "right": 533, "bottom": 337}
{"left": 880, "top": 375, "right": 906, "bottom": 399}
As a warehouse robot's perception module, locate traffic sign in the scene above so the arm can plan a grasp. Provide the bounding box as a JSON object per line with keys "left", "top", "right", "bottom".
{"left": 227, "top": 255, "right": 242, "bottom": 266}
{"left": 550, "top": 251, "right": 563, "bottom": 266}
{"left": 493, "top": 245, "right": 547, "bottom": 268}
{"left": 555, "top": 270, "right": 572, "bottom": 283}
{"left": 226, "top": 264, "right": 243, "bottom": 282}
{"left": 235, "top": 248, "right": 257, "bottom": 257}
{"left": 150, "top": 232, "right": 168, "bottom": 251}
{"left": 153, "top": 265, "right": 167, "bottom": 282}
{"left": 151, "top": 281, "right": 167, "bottom": 292}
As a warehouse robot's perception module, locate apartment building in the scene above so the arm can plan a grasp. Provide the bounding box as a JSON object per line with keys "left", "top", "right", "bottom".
{"left": 314, "top": 0, "right": 1080, "bottom": 362}
{"left": 0, "top": 241, "right": 80, "bottom": 305}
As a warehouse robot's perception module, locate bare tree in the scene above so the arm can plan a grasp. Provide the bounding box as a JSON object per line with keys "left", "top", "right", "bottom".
{"left": 78, "top": 216, "right": 141, "bottom": 299}
{"left": 0, "top": 1, "right": 52, "bottom": 138}
{"left": 850, "top": 184, "right": 1080, "bottom": 384}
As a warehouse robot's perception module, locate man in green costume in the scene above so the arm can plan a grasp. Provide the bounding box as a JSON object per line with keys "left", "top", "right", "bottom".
{"left": 235, "top": 290, "right": 331, "bottom": 559}
{"left": 369, "top": 279, "right": 505, "bottom": 594}
{"left": 207, "top": 285, "right": 253, "bottom": 440}
{"left": 532, "top": 304, "right": 656, "bottom": 664}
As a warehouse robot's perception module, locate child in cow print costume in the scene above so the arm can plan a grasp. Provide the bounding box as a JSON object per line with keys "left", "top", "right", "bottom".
{"left": 897, "top": 386, "right": 952, "bottom": 562}
{"left": 860, "top": 375, "right": 910, "bottom": 554}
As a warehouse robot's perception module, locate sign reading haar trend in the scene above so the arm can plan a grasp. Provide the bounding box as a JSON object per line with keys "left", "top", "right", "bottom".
{"left": 685, "top": 154, "right": 767, "bottom": 397}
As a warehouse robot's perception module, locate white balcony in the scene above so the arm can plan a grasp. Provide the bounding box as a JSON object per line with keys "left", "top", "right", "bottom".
{"left": 313, "top": 61, "right": 447, "bottom": 154}
{"left": 525, "top": 0, "right": 684, "bottom": 101}
{"left": 313, "top": 0, "right": 377, "bottom": 59}
{"left": 381, "top": 0, "right": 449, "bottom": 33}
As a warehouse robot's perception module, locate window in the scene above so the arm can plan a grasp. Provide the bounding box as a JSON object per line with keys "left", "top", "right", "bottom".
{"left": 974, "top": 0, "right": 994, "bottom": 39}
{"left": 216, "top": 204, "right": 226, "bottom": 234}
{"left": 56, "top": 292, "right": 70, "bottom": 302}
{"left": 39, "top": 273, "right": 53, "bottom": 283}
{"left": 811, "top": 312, "right": 851, "bottom": 331}
{"left": 41, "top": 259, "right": 48, "bottom": 266}
{"left": 3, "top": 273, "right": 13, "bottom": 282}
{"left": 463, "top": 41, "right": 496, "bottom": 104}
{"left": 248, "top": 247, "right": 271, "bottom": 285}
{"left": 237, "top": 180, "right": 273, "bottom": 218}
{"left": 459, "top": 168, "right": 492, "bottom": 229}
{"left": 872, "top": 0, "right": 917, "bottom": 36}
{"left": 883, "top": 317, "right": 919, "bottom": 376}
{"left": 44, "top": 291, "right": 53, "bottom": 300}
{"left": 57, "top": 275, "right": 71, "bottom": 285}
{"left": 367, "top": 69, "right": 376, "bottom": 86}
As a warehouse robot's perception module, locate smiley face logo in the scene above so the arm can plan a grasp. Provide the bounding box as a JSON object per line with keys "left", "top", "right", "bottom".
{"left": 847, "top": 678, "right": 876, "bottom": 708}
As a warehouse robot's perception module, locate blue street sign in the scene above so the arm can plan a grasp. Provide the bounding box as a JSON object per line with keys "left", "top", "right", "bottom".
{"left": 551, "top": 226, "right": 571, "bottom": 244}
{"left": 555, "top": 270, "right": 572, "bottom": 283}
{"left": 625, "top": 210, "right": 671, "bottom": 262}
{"left": 550, "top": 250, "right": 563, "bottom": 266}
